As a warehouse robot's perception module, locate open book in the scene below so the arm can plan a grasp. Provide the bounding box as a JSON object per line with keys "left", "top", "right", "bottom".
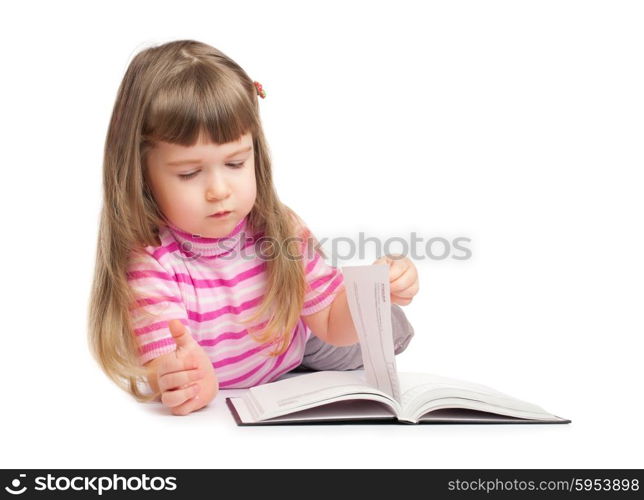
{"left": 225, "top": 264, "right": 571, "bottom": 425}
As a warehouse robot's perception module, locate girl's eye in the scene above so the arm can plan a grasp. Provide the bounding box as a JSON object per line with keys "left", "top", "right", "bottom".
{"left": 178, "top": 171, "right": 199, "bottom": 180}
{"left": 177, "top": 162, "right": 244, "bottom": 180}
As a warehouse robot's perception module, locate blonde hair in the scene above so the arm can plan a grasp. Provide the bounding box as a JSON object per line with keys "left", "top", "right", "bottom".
{"left": 87, "top": 39, "right": 326, "bottom": 403}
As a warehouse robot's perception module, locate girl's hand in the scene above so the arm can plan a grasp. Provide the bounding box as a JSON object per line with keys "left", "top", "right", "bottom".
{"left": 155, "top": 319, "right": 219, "bottom": 416}
{"left": 372, "top": 254, "right": 419, "bottom": 306}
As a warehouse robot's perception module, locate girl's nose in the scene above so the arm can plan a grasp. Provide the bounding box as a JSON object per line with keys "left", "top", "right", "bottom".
{"left": 206, "top": 177, "right": 231, "bottom": 201}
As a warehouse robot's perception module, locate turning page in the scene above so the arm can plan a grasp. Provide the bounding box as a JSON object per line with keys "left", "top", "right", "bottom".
{"left": 342, "top": 264, "right": 401, "bottom": 401}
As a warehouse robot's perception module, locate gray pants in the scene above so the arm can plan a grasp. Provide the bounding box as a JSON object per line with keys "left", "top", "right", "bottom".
{"left": 292, "top": 304, "right": 415, "bottom": 372}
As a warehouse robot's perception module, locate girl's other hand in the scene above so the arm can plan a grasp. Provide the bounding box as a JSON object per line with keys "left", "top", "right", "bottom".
{"left": 155, "top": 319, "right": 219, "bottom": 416}
{"left": 372, "top": 254, "right": 419, "bottom": 306}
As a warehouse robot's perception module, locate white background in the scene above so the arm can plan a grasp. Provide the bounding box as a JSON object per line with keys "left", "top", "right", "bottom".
{"left": 1, "top": 0, "right": 642, "bottom": 469}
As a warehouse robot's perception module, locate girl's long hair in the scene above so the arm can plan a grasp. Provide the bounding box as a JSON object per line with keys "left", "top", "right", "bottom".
{"left": 88, "top": 39, "right": 323, "bottom": 402}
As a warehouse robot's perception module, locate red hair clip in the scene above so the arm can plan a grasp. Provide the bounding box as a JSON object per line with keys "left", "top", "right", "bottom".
{"left": 253, "top": 81, "right": 266, "bottom": 99}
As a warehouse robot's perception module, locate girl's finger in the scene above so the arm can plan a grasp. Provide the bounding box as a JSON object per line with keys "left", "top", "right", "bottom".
{"left": 373, "top": 255, "right": 405, "bottom": 281}
{"left": 386, "top": 255, "right": 407, "bottom": 282}
{"left": 158, "top": 367, "right": 202, "bottom": 392}
{"left": 157, "top": 354, "right": 199, "bottom": 378}
{"left": 161, "top": 382, "right": 200, "bottom": 409}
{"left": 392, "top": 294, "right": 413, "bottom": 306}
{"left": 170, "top": 392, "right": 203, "bottom": 416}
{"left": 392, "top": 278, "right": 419, "bottom": 299}
{"left": 390, "top": 268, "right": 416, "bottom": 294}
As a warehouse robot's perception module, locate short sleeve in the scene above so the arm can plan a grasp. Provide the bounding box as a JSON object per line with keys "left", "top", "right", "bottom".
{"left": 293, "top": 215, "right": 345, "bottom": 316}
{"left": 126, "top": 249, "right": 189, "bottom": 365}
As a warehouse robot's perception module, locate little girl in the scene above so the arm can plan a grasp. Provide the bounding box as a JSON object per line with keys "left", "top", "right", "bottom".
{"left": 88, "top": 39, "right": 419, "bottom": 416}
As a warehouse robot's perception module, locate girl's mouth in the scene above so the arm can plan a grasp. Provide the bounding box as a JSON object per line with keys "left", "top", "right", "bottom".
{"left": 209, "top": 211, "right": 231, "bottom": 218}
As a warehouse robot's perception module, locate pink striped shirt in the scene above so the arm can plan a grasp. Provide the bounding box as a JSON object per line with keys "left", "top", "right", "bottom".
{"left": 126, "top": 214, "right": 345, "bottom": 388}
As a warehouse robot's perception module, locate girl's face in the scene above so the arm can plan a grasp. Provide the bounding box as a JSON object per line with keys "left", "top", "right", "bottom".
{"left": 145, "top": 131, "right": 256, "bottom": 238}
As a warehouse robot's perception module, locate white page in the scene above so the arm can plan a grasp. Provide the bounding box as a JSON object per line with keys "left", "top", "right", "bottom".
{"left": 398, "top": 372, "right": 515, "bottom": 408}
{"left": 342, "top": 264, "right": 401, "bottom": 401}
{"left": 244, "top": 370, "right": 398, "bottom": 420}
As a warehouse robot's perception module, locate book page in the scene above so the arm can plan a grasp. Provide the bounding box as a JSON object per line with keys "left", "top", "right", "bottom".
{"left": 397, "top": 372, "right": 566, "bottom": 422}
{"left": 398, "top": 372, "right": 514, "bottom": 408}
{"left": 244, "top": 370, "right": 400, "bottom": 421}
{"left": 414, "top": 398, "right": 568, "bottom": 422}
{"left": 417, "top": 407, "right": 561, "bottom": 423}
{"left": 229, "top": 397, "right": 399, "bottom": 425}
{"left": 342, "top": 264, "right": 401, "bottom": 401}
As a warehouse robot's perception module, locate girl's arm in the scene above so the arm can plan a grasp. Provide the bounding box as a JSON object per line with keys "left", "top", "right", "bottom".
{"left": 302, "top": 286, "right": 358, "bottom": 346}
{"left": 313, "top": 254, "right": 420, "bottom": 346}
{"left": 325, "top": 287, "right": 359, "bottom": 346}
{"left": 294, "top": 214, "right": 357, "bottom": 345}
